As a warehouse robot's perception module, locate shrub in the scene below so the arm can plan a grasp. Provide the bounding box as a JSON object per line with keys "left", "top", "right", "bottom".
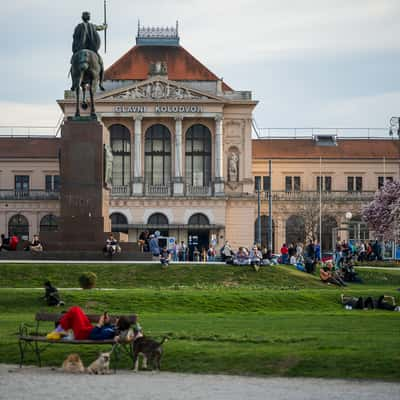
{"left": 78, "top": 272, "right": 97, "bottom": 289}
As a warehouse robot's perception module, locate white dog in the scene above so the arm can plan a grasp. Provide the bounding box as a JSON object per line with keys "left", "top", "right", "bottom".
{"left": 87, "top": 351, "right": 111, "bottom": 374}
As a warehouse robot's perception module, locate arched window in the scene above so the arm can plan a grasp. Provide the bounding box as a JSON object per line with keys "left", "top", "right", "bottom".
{"left": 254, "top": 216, "right": 275, "bottom": 250}
{"left": 147, "top": 213, "right": 169, "bottom": 237}
{"left": 110, "top": 124, "right": 131, "bottom": 186}
{"left": 316, "top": 215, "right": 338, "bottom": 252}
{"left": 185, "top": 125, "right": 211, "bottom": 186}
{"left": 40, "top": 214, "right": 58, "bottom": 232}
{"left": 286, "top": 215, "right": 306, "bottom": 246}
{"left": 188, "top": 213, "right": 210, "bottom": 225}
{"left": 110, "top": 212, "right": 128, "bottom": 234}
{"left": 148, "top": 213, "right": 169, "bottom": 225}
{"left": 8, "top": 214, "right": 29, "bottom": 240}
{"left": 145, "top": 125, "right": 171, "bottom": 185}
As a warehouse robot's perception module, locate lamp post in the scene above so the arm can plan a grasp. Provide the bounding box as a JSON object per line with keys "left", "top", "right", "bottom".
{"left": 257, "top": 180, "right": 261, "bottom": 246}
{"left": 345, "top": 211, "right": 353, "bottom": 243}
{"left": 389, "top": 117, "right": 400, "bottom": 258}
{"left": 268, "top": 160, "right": 273, "bottom": 251}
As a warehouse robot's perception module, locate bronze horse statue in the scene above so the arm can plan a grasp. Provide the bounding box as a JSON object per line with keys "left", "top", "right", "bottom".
{"left": 70, "top": 49, "right": 101, "bottom": 117}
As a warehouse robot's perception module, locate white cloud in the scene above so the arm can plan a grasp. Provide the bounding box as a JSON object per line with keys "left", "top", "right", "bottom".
{"left": 0, "top": 102, "right": 61, "bottom": 127}
{"left": 319, "top": 91, "right": 400, "bottom": 128}
{"left": 1, "top": 1, "right": 400, "bottom": 127}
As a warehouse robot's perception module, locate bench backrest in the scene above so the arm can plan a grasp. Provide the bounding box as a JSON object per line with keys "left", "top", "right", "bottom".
{"left": 35, "top": 312, "right": 137, "bottom": 324}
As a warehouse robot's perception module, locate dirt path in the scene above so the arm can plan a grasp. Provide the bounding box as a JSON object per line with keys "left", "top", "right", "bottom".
{"left": 1, "top": 364, "right": 399, "bottom": 400}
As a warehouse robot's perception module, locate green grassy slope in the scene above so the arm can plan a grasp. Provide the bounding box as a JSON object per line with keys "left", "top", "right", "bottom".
{"left": 0, "top": 263, "right": 399, "bottom": 379}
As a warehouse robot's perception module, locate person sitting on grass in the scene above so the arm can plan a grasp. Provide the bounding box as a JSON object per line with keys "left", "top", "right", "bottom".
{"left": 1, "top": 233, "right": 18, "bottom": 251}
{"left": 319, "top": 264, "right": 346, "bottom": 287}
{"left": 104, "top": 234, "right": 121, "bottom": 256}
{"left": 47, "top": 306, "right": 132, "bottom": 341}
{"left": 26, "top": 234, "right": 43, "bottom": 253}
{"left": 250, "top": 245, "right": 262, "bottom": 266}
{"left": 160, "top": 246, "right": 171, "bottom": 266}
{"left": 341, "top": 256, "right": 362, "bottom": 283}
{"left": 43, "top": 281, "right": 64, "bottom": 307}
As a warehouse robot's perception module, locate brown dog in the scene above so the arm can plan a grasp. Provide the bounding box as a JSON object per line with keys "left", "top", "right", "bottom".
{"left": 62, "top": 353, "right": 85, "bottom": 373}
{"left": 132, "top": 336, "right": 168, "bottom": 372}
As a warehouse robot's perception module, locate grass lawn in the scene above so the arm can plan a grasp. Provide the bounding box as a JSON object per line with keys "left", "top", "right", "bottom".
{"left": 0, "top": 263, "right": 399, "bottom": 379}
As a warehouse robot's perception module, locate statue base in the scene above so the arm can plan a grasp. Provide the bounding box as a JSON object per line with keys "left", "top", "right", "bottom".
{"left": 43, "top": 119, "right": 111, "bottom": 251}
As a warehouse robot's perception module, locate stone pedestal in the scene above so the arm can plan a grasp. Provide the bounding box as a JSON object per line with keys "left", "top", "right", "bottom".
{"left": 173, "top": 177, "right": 184, "bottom": 196}
{"left": 42, "top": 118, "right": 111, "bottom": 250}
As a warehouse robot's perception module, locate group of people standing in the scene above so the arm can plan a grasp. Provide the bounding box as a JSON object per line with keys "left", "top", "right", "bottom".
{"left": 138, "top": 230, "right": 217, "bottom": 263}
{"left": 336, "top": 240, "right": 382, "bottom": 264}
{"left": 280, "top": 240, "right": 320, "bottom": 274}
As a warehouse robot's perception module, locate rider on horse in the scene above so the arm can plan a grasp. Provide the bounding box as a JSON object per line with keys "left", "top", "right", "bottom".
{"left": 72, "top": 11, "right": 107, "bottom": 91}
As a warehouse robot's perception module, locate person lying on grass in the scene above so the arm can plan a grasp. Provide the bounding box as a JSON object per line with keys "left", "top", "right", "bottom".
{"left": 47, "top": 306, "right": 139, "bottom": 341}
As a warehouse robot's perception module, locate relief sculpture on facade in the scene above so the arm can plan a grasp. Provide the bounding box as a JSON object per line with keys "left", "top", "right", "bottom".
{"left": 110, "top": 80, "right": 207, "bottom": 100}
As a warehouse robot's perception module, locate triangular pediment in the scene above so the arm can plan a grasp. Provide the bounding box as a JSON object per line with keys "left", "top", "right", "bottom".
{"left": 96, "top": 77, "right": 223, "bottom": 102}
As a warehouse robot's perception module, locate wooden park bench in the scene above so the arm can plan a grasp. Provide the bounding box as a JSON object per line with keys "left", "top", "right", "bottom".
{"left": 18, "top": 312, "right": 137, "bottom": 371}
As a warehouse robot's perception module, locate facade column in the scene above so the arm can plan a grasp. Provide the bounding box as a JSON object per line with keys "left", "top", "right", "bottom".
{"left": 214, "top": 115, "right": 225, "bottom": 195}
{"left": 173, "top": 115, "right": 184, "bottom": 196}
{"left": 132, "top": 116, "right": 144, "bottom": 195}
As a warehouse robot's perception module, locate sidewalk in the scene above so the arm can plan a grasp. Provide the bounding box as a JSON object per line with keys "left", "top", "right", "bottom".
{"left": 2, "top": 364, "right": 400, "bottom": 400}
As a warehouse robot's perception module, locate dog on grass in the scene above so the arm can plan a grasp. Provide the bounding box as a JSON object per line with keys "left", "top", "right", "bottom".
{"left": 132, "top": 336, "right": 168, "bottom": 372}
{"left": 62, "top": 353, "right": 85, "bottom": 373}
{"left": 87, "top": 351, "right": 112, "bottom": 374}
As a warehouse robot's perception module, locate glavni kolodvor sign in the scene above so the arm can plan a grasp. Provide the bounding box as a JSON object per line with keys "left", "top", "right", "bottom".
{"left": 114, "top": 105, "right": 203, "bottom": 113}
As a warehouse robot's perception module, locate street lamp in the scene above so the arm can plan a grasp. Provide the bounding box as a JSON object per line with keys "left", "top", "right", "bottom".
{"left": 345, "top": 211, "right": 353, "bottom": 221}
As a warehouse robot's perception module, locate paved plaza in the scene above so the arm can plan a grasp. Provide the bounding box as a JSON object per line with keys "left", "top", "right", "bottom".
{"left": 1, "top": 365, "right": 400, "bottom": 400}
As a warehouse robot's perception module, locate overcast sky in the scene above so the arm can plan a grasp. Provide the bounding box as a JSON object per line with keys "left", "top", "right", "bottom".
{"left": 1, "top": 0, "right": 400, "bottom": 131}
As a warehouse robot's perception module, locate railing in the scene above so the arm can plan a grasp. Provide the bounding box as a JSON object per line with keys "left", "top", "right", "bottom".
{"left": 111, "top": 185, "right": 130, "bottom": 196}
{"left": 0, "top": 122, "right": 63, "bottom": 138}
{"left": 0, "top": 190, "right": 60, "bottom": 200}
{"left": 260, "top": 190, "right": 375, "bottom": 202}
{"left": 186, "top": 184, "right": 212, "bottom": 196}
{"left": 252, "top": 126, "right": 392, "bottom": 140}
{"left": 145, "top": 183, "right": 171, "bottom": 196}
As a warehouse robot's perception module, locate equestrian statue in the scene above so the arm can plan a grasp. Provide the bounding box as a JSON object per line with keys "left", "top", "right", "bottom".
{"left": 70, "top": 11, "right": 107, "bottom": 117}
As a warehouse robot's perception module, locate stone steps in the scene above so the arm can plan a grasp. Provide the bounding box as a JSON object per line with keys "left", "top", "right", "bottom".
{"left": 0, "top": 250, "right": 153, "bottom": 261}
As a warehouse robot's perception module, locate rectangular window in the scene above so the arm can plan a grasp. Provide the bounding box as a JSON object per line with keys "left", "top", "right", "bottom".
{"left": 53, "top": 175, "right": 60, "bottom": 192}
{"left": 45, "top": 175, "right": 61, "bottom": 191}
{"left": 355, "top": 176, "right": 362, "bottom": 192}
{"left": 317, "top": 176, "right": 332, "bottom": 192}
{"left": 285, "top": 176, "right": 301, "bottom": 192}
{"left": 285, "top": 176, "right": 292, "bottom": 192}
{"left": 263, "top": 176, "right": 271, "bottom": 192}
{"left": 293, "top": 176, "right": 301, "bottom": 191}
{"left": 325, "top": 176, "right": 332, "bottom": 192}
{"left": 15, "top": 175, "right": 29, "bottom": 192}
{"left": 45, "top": 175, "right": 52, "bottom": 191}
{"left": 348, "top": 176, "right": 362, "bottom": 192}
{"left": 347, "top": 176, "right": 354, "bottom": 192}
{"left": 378, "top": 176, "right": 393, "bottom": 188}
{"left": 254, "top": 176, "right": 261, "bottom": 191}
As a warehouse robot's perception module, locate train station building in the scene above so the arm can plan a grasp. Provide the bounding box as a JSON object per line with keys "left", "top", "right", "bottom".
{"left": 0, "top": 25, "right": 399, "bottom": 254}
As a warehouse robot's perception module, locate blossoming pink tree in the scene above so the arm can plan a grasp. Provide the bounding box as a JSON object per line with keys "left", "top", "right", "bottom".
{"left": 362, "top": 180, "right": 400, "bottom": 240}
